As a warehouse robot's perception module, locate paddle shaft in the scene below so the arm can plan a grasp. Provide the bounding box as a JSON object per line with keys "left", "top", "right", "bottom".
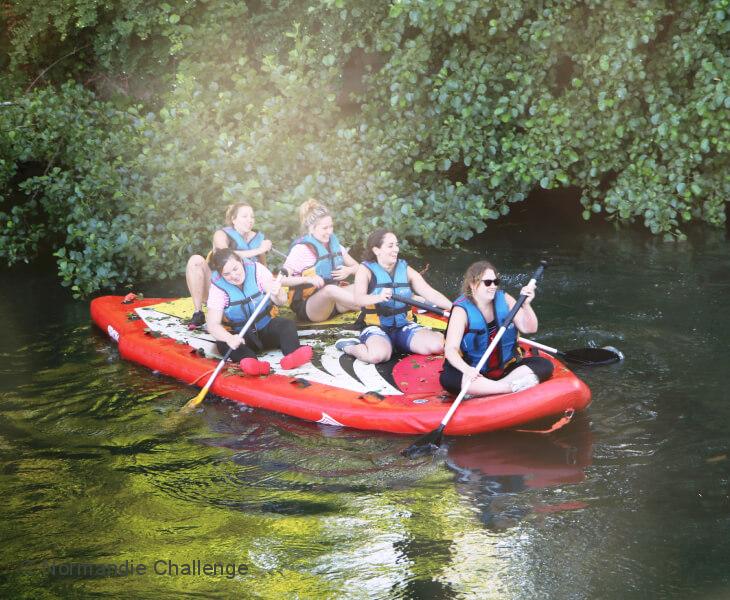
{"left": 518, "top": 337, "right": 564, "bottom": 357}
{"left": 270, "top": 247, "right": 288, "bottom": 260}
{"left": 389, "top": 293, "right": 609, "bottom": 366}
{"left": 391, "top": 294, "right": 450, "bottom": 317}
{"left": 185, "top": 272, "right": 283, "bottom": 409}
{"left": 436, "top": 262, "right": 546, "bottom": 431}
{"left": 391, "top": 294, "right": 603, "bottom": 364}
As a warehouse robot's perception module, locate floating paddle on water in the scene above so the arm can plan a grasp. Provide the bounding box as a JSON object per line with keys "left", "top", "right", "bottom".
{"left": 519, "top": 338, "right": 623, "bottom": 366}
{"left": 402, "top": 261, "right": 548, "bottom": 458}
{"left": 181, "top": 270, "right": 285, "bottom": 412}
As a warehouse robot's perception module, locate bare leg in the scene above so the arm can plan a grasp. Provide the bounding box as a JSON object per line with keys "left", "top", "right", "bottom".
{"left": 185, "top": 255, "right": 211, "bottom": 312}
{"left": 408, "top": 328, "right": 445, "bottom": 355}
{"left": 305, "top": 284, "right": 359, "bottom": 322}
{"left": 342, "top": 335, "right": 392, "bottom": 364}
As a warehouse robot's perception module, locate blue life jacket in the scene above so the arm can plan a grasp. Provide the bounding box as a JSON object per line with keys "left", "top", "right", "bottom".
{"left": 288, "top": 233, "right": 345, "bottom": 304}
{"left": 223, "top": 227, "right": 265, "bottom": 262}
{"left": 452, "top": 291, "right": 517, "bottom": 370}
{"left": 360, "top": 259, "right": 413, "bottom": 328}
{"left": 293, "top": 233, "right": 344, "bottom": 280}
{"left": 211, "top": 261, "right": 273, "bottom": 333}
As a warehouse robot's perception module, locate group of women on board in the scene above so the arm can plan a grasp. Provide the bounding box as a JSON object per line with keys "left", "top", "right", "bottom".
{"left": 184, "top": 199, "right": 553, "bottom": 394}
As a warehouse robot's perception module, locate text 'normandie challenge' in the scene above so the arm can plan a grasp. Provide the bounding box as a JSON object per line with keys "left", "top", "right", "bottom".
{"left": 46, "top": 559, "right": 248, "bottom": 579}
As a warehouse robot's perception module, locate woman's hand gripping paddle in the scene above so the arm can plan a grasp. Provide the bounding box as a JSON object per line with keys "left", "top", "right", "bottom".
{"left": 181, "top": 270, "right": 285, "bottom": 413}
{"left": 402, "top": 261, "right": 548, "bottom": 458}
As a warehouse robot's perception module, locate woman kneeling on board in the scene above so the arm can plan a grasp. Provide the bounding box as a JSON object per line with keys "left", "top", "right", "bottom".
{"left": 440, "top": 260, "right": 553, "bottom": 396}
{"left": 206, "top": 248, "right": 312, "bottom": 375}
{"left": 337, "top": 229, "right": 452, "bottom": 364}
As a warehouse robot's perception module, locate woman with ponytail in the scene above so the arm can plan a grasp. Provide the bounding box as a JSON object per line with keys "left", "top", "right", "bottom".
{"left": 282, "top": 199, "right": 360, "bottom": 322}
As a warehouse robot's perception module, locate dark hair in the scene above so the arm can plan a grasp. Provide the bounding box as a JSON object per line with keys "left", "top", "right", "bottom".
{"left": 210, "top": 247, "right": 242, "bottom": 274}
{"left": 461, "top": 260, "right": 498, "bottom": 299}
{"left": 363, "top": 228, "right": 396, "bottom": 262}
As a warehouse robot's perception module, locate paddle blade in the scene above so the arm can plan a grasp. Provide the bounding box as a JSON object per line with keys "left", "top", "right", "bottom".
{"left": 181, "top": 388, "right": 208, "bottom": 413}
{"left": 401, "top": 425, "right": 445, "bottom": 458}
{"left": 562, "top": 346, "right": 623, "bottom": 366}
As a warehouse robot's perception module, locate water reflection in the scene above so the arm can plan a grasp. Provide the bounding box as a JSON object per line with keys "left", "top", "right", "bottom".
{"left": 445, "top": 416, "right": 593, "bottom": 530}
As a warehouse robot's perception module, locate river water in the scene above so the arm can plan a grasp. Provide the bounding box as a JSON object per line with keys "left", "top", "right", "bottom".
{"left": 1, "top": 210, "right": 729, "bottom": 599}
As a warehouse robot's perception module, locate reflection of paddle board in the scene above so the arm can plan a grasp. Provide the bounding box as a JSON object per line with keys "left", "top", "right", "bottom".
{"left": 91, "top": 296, "right": 591, "bottom": 435}
{"left": 446, "top": 416, "right": 593, "bottom": 489}
{"left": 447, "top": 417, "right": 592, "bottom": 527}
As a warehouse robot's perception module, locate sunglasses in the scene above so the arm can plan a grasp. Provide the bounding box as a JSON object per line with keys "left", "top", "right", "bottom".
{"left": 482, "top": 278, "right": 501, "bottom": 287}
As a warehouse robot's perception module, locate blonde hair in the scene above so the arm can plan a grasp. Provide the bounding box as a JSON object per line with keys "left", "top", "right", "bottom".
{"left": 225, "top": 202, "right": 253, "bottom": 226}
{"left": 461, "top": 260, "right": 498, "bottom": 299}
{"left": 298, "top": 198, "right": 330, "bottom": 233}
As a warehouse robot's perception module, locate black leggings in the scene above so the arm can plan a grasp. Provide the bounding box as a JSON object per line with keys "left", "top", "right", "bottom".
{"left": 216, "top": 317, "right": 301, "bottom": 362}
{"left": 439, "top": 356, "right": 554, "bottom": 394}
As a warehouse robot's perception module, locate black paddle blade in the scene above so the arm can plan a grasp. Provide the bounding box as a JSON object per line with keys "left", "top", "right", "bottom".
{"left": 563, "top": 346, "right": 623, "bottom": 366}
{"left": 401, "top": 425, "right": 445, "bottom": 458}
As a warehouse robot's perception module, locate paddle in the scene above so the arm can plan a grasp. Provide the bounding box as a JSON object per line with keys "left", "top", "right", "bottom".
{"left": 181, "top": 271, "right": 285, "bottom": 412}
{"left": 402, "top": 261, "right": 548, "bottom": 458}
{"left": 392, "top": 294, "right": 622, "bottom": 366}
{"left": 391, "top": 294, "right": 450, "bottom": 318}
{"left": 270, "top": 247, "right": 288, "bottom": 260}
{"left": 519, "top": 338, "right": 622, "bottom": 366}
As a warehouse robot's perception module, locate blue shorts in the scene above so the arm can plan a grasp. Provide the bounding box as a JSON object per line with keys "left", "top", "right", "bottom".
{"left": 360, "top": 322, "right": 425, "bottom": 354}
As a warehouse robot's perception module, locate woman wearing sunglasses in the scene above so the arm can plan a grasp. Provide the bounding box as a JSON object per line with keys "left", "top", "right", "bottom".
{"left": 440, "top": 260, "right": 554, "bottom": 396}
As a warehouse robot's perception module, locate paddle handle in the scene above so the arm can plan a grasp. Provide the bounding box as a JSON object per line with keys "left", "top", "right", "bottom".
{"left": 391, "top": 294, "right": 450, "bottom": 318}
{"left": 519, "top": 337, "right": 561, "bottom": 356}
{"left": 437, "top": 261, "right": 547, "bottom": 429}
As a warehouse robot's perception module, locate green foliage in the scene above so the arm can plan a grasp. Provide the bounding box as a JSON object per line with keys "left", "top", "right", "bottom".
{"left": 1, "top": 0, "right": 728, "bottom": 295}
{"left": 0, "top": 82, "right": 154, "bottom": 294}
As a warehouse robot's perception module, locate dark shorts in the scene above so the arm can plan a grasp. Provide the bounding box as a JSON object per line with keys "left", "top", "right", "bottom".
{"left": 439, "top": 356, "right": 554, "bottom": 394}
{"left": 360, "top": 322, "right": 426, "bottom": 354}
{"left": 290, "top": 295, "right": 339, "bottom": 323}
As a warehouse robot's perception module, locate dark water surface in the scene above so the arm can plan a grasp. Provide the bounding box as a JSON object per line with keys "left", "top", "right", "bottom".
{"left": 1, "top": 217, "right": 729, "bottom": 599}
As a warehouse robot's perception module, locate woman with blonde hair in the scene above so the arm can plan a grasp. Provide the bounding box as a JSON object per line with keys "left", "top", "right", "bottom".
{"left": 185, "top": 202, "right": 272, "bottom": 328}
{"left": 282, "top": 199, "right": 360, "bottom": 322}
{"left": 440, "top": 260, "right": 553, "bottom": 396}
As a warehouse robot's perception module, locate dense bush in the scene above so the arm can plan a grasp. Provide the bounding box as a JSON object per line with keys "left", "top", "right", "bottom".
{"left": 1, "top": 0, "right": 728, "bottom": 296}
